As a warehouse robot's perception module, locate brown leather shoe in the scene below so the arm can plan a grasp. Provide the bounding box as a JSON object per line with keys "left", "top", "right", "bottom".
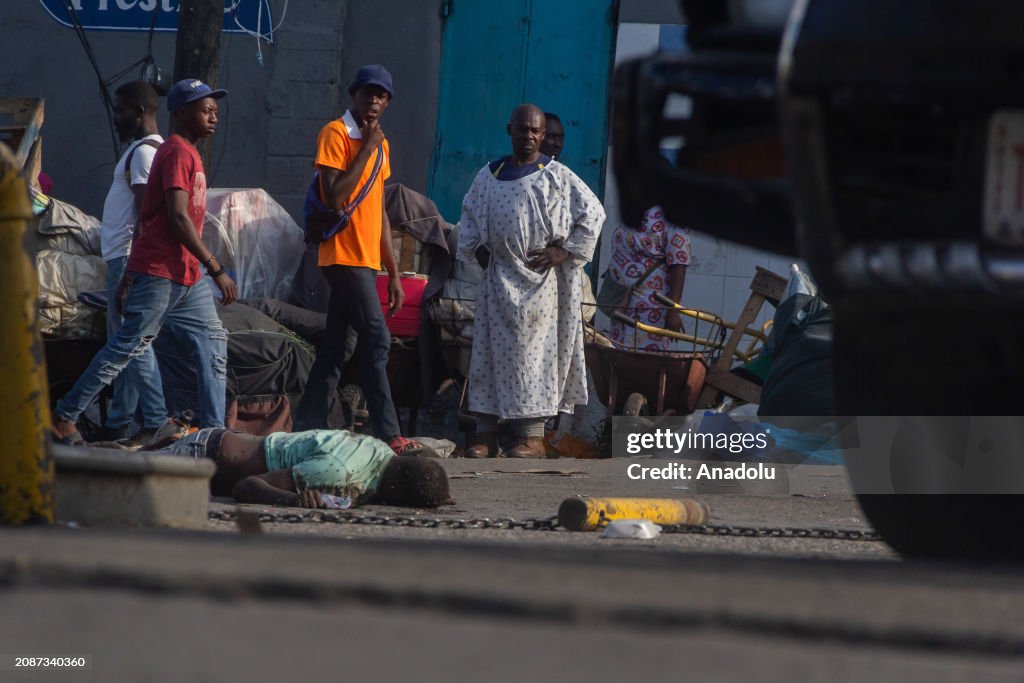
{"left": 465, "top": 431, "right": 499, "bottom": 458}
{"left": 505, "top": 436, "right": 547, "bottom": 459}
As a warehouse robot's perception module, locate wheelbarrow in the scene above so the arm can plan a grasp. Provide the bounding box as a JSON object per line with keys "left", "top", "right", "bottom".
{"left": 585, "top": 343, "right": 708, "bottom": 417}
{"left": 599, "top": 266, "right": 786, "bottom": 408}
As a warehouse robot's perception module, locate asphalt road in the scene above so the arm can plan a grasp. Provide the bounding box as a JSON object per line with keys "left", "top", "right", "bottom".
{"left": 2, "top": 456, "right": 1022, "bottom": 681}
{"left": 206, "top": 456, "right": 892, "bottom": 559}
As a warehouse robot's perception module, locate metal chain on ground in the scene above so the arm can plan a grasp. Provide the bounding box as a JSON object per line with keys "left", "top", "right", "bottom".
{"left": 659, "top": 523, "right": 880, "bottom": 541}
{"left": 208, "top": 509, "right": 881, "bottom": 542}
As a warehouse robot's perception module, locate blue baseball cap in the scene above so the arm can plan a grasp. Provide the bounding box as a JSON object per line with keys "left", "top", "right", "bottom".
{"left": 348, "top": 64, "right": 394, "bottom": 98}
{"left": 166, "top": 78, "right": 228, "bottom": 112}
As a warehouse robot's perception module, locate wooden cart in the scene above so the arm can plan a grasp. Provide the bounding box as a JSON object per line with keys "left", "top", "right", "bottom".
{"left": 596, "top": 266, "right": 788, "bottom": 412}
{"left": 586, "top": 344, "right": 708, "bottom": 416}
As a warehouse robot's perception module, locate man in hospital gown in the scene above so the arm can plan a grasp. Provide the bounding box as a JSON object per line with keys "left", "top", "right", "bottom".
{"left": 457, "top": 104, "right": 605, "bottom": 458}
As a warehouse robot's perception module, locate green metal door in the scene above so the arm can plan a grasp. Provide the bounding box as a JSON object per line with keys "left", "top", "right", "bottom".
{"left": 429, "top": 0, "right": 617, "bottom": 222}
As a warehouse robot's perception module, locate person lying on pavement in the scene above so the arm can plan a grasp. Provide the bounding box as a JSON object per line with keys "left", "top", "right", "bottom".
{"left": 154, "top": 428, "right": 452, "bottom": 509}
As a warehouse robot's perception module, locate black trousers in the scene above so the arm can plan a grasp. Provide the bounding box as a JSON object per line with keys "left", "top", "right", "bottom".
{"left": 294, "top": 265, "right": 401, "bottom": 440}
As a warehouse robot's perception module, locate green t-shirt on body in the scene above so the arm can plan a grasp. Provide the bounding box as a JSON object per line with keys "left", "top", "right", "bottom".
{"left": 263, "top": 429, "right": 394, "bottom": 500}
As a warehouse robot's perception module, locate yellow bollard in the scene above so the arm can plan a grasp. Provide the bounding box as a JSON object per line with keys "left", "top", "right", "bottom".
{"left": 0, "top": 143, "right": 53, "bottom": 524}
{"left": 558, "top": 497, "right": 708, "bottom": 531}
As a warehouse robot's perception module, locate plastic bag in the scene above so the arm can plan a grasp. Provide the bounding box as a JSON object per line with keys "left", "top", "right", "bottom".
{"left": 202, "top": 189, "right": 306, "bottom": 302}
{"left": 601, "top": 519, "right": 662, "bottom": 539}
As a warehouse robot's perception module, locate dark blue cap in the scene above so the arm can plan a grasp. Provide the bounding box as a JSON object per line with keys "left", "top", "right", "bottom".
{"left": 166, "top": 78, "right": 228, "bottom": 112}
{"left": 348, "top": 64, "right": 394, "bottom": 98}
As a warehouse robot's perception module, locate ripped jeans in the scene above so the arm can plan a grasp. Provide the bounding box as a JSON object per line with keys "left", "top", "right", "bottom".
{"left": 104, "top": 256, "right": 166, "bottom": 430}
{"left": 55, "top": 273, "right": 228, "bottom": 428}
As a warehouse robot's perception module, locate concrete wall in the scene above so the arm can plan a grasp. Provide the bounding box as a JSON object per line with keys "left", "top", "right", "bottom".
{"left": 259, "top": 0, "right": 348, "bottom": 218}
{"left": 338, "top": 0, "right": 442, "bottom": 199}
{"left": 0, "top": 1, "right": 442, "bottom": 222}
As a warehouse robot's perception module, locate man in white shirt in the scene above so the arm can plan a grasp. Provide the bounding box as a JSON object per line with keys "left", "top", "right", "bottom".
{"left": 93, "top": 81, "right": 167, "bottom": 443}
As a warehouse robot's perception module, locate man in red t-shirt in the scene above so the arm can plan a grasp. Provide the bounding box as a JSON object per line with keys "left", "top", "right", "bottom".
{"left": 53, "top": 79, "right": 238, "bottom": 445}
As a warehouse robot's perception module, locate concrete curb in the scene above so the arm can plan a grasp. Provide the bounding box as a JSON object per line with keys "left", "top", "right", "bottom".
{"left": 53, "top": 444, "right": 214, "bottom": 529}
{"left": 0, "top": 527, "right": 1021, "bottom": 660}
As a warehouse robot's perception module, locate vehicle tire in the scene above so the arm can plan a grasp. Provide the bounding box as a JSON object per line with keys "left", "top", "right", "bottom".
{"left": 622, "top": 392, "right": 649, "bottom": 416}
{"left": 853, "top": 494, "right": 1023, "bottom": 561}
{"left": 834, "top": 307, "right": 1024, "bottom": 562}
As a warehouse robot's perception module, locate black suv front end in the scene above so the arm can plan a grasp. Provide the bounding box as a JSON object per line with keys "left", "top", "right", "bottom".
{"left": 613, "top": 0, "right": 1024, "bottom": 559}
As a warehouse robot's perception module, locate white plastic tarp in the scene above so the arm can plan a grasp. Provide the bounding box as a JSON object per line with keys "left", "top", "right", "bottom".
{"left": 35, "top": 197, "right": 106, "bottom": 339}
{"left": 37, "top": 248, "right": 106, "bottom": 339}
{"left": 202, "top": 189, "right": 306, "bottom": 302}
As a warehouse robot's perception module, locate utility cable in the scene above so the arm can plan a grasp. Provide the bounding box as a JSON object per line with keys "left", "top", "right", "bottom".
{"left": 104, "top": 57, "right": 150, "bottom": 87}
{"left": 231, "top": 0, "right": 289, "bottom": 44}
{"left": 61, "top": 0, "right": 119, "bottom": 160}
{"left": 139, "top": 4, "right": 161, "bottom": 87}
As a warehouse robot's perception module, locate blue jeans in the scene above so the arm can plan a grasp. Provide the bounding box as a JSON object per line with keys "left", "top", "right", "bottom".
{"left": 294, "top": 266, "right": 401, "bottom": 440}
{"left": 56, "top": 273, "right": 228, "bottom": 428}
{"left": 104, "top": 256, "right": 166, "bottom": 430}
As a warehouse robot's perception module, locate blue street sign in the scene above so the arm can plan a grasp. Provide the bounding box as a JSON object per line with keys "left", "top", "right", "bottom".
{"left": 38, "top": 1, "right": 275, "bottom": 38}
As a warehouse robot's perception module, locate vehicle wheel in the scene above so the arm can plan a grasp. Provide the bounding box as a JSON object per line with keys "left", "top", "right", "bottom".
{"left": 853, "top": 494, "right": 1023, "bottom": 561}
{"left": 834, "top": 307, "right": 1024, "bottom": 562}
{"left": 622, "top": 393, "right": 649, "bottom": 416}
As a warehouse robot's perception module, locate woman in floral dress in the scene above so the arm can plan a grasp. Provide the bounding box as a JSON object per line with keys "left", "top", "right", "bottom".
{"left": 605, "top": 206, "right": 691, "bottom": 352}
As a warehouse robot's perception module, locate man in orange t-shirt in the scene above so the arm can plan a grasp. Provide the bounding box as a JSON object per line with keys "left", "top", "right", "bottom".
{"left": 295, "top": 65, "right": 421, "bottom": 454}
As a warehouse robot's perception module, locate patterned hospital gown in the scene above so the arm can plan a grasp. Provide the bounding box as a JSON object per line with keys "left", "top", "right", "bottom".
{"left": 606, "top": 206, "right": 692, "bottom": 352}
{"left": 457, "top": 161, "right": 605, "bottom": 419}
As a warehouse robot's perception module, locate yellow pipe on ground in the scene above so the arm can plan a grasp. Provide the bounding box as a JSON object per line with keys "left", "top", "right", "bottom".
{"left": 558, "top": 497, "right": 709, "bottom": 531}
{"left": 0, "top": 144, "right": 53, "bottom": 524}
